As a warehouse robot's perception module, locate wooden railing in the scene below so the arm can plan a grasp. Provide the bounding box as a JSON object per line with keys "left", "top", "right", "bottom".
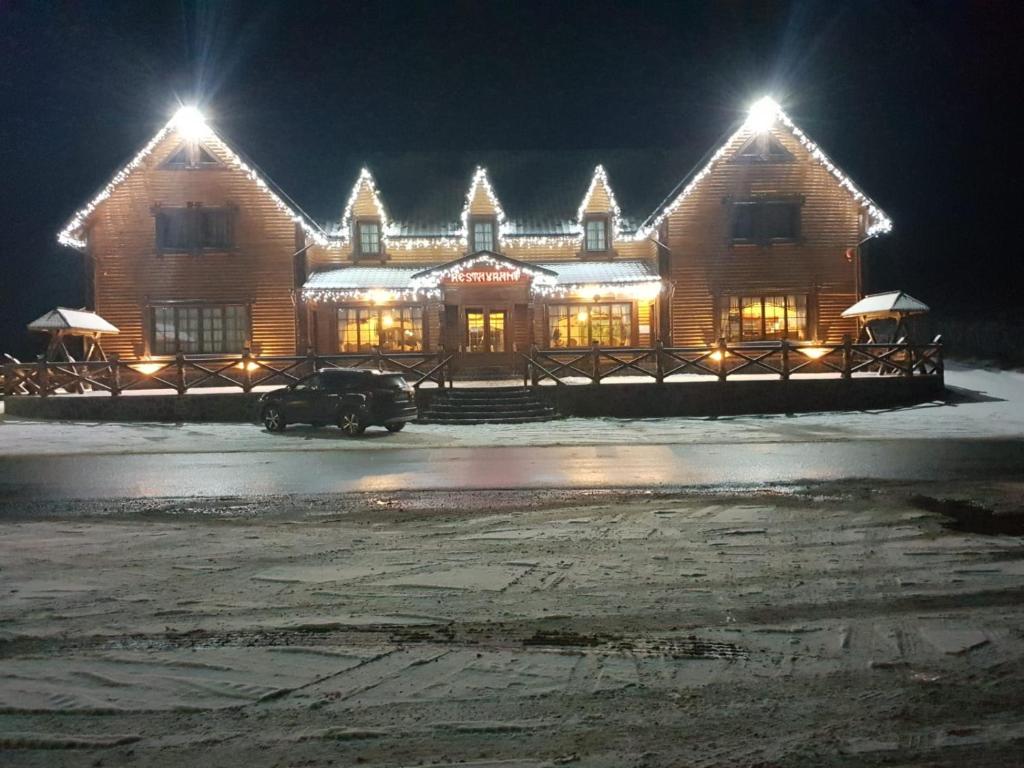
{"left": 521, "top": 336, "right": 944, "bottom": 386}
{"left": 1, "top": 347, "right": 455, "bottom": 398}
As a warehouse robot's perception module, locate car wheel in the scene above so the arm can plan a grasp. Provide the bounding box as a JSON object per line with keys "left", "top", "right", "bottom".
{"left": 338, "top": 409, "right": 366, "bottom": 437}
{"left": 385, "top": 422, "right": 406, "bottom": 433}
{"left": 263, "top": 406, "right": 286, "bottom": 432}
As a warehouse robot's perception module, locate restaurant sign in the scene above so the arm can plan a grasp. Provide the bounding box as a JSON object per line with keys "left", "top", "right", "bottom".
{"left": 444, "top": 266, "right": 525, "bottom": 285}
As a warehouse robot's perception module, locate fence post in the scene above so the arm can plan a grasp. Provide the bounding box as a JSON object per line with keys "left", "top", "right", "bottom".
{"left": 717, "top": 338, "right": 728, "bottom": 382}
{"left": 37, "top": 354, "right": 50, "bottom": 397}
{"left": 842, "top": 335, "right": 853, "bottom": 379}
{"left": 175, "top": 351, "right": 186, "bottom": 395}
{"left": 241, "top": 347, "right": 252, "bottom": 393}
{"left": 109, "top": 354, "right": 121, "bottom": 397}
{"left": 903, "top": 340, "right": 914, "bottom": 377}
{"left": 590, "top": 341, "right": 600, "bottom": 384}
{"left": 2, "top": 363, "right": 14, "bottom": 397}
{"left": 530, "top": 344, "right": 539, "bottom": 388}
{"left": 375, "top": 344, "right": 384, "bottom": 372}
{"left": 780, "top": 340, "right": 790, "bottom": 381}
{"left": 934, "top": 334, "right": 944, "bottom": 385}
{"left": 655, "top": 339, "right": 665, "bottom": 384}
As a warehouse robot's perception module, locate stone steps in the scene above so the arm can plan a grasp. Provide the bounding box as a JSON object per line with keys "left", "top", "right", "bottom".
{"left": 418, "top": 386, "right": 560, "bottom": 425}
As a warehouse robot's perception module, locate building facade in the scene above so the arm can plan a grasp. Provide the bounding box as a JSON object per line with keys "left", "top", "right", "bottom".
{"left": 57, "top": 100, "right": 891, "bottom": 374}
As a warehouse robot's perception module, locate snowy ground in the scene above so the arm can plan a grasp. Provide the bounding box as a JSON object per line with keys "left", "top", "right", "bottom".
{"left": 1, "top": 485, "right": 1023, "bottom": 766}
{"left": 0, "top": 365, "right": 1022, "bottom": 456}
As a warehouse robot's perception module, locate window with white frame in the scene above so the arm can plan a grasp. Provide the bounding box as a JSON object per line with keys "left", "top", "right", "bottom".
{"left": 155, "top": 207, "right": 234, "bottom": 252}
{"left": 471, "top": 219, "right": 495, "bottom": 252}
{"left": 548, "top": 303, "right": 632, "bottom": 348}
{"left": 151, "top": 303, "right": 248, "bottom": 354}
{"left": 719, "top": 294, "right": 807, "bottom": 341}
{"left": 358, "top": 221, "right": 381, "bottom": 256}
{"left": 584, "top": 218, "right": 608, "bottom": 252}
{"left": 337, "top": 306, "right": 424, "bottom": 352}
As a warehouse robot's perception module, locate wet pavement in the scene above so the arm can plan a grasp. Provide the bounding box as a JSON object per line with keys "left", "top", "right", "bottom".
{"left": 1, "top": 438, "right": 1023, "bottom": 500}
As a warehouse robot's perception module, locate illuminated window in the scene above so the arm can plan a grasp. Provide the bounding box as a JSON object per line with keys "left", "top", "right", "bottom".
{"left": 471, "top": 219, "right": 495, "bottom": 252}
{"left": 358, "top": 221, "right": 381, "bottom": 256}
{"left": 720, "top": 294, "right": 807, "bottom": 341}
{"left": 730, "top": 200, "right": 800, "bottom": 243}
{"left": 151, "top": 303, "right": 248, "bottom": 354}
{"left": 337, "top": 306, "right": 423, "bottom": 352}
{"left": 584, "top": 218, "right": 607, "bottom": 252}
{"left": 548, "top": 303, "right": 632, "bottom": 348}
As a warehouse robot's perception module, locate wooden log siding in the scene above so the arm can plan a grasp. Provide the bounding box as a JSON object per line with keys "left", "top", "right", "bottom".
{"left": 662, "top": 126, "right": 865, "bottom": 347}
{"left": 85, "top": 134, "right": 300, "bottom": 359}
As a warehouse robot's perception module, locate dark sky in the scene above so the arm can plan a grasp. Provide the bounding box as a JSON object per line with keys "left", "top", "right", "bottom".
{"left": 1, "top": 0, "right": 1022, "bottom": 357}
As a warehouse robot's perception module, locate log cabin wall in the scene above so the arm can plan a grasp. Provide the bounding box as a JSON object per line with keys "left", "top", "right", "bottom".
{"left": 661, "top": 126, "right": 865, "bottom": 347}
{"left": 83, "top": 132, "right": 300, "bottom": 359}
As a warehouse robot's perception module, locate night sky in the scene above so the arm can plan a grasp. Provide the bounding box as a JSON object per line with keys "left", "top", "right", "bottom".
{"left": 1, "top": 1, "right": 1021, "bottom": 358}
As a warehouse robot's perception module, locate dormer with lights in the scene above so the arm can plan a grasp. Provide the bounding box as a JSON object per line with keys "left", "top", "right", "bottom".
{"left": 340, "top": 168, "right": 389, "bottom": 262}
{"left": 577, "top": 165, "right": 621, "bottom": 259}
{"left": 461, "top": 167, "right": 504, "bottom": 254}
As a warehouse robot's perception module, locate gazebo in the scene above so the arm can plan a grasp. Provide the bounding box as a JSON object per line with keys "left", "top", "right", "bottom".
{"left": 27, "top": 307, "right": 120, "bottom": 362}
{"left": 842, "top": 291, "right": 930, "bottom": 343}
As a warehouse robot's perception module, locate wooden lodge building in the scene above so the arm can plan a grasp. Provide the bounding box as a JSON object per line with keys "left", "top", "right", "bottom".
{"left": 56, "top": 99, "right": 892, "bottom": 377}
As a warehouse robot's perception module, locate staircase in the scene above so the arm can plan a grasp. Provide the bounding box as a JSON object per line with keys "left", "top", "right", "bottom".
{"left": 418, "top": 386, "right": 560, "bottom": 424}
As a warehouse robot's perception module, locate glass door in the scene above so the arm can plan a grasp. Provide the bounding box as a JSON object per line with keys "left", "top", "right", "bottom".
{"left": 464, "top": 308, "right": 507, "bottom": 353}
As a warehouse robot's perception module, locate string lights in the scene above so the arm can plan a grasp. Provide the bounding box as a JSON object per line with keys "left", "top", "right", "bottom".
{"left": 301, "top": 287, "right": 442, "bottom": 303}
{"left": 57, "top": 106, "right": 328, "bottom": 249}
{"left": 410, "top": 252, "right": 557, "bottom": 288}
{"left": 634, "top": 96, "right": 892, "bottom": 240}
{"left": 336, "top": 168, "right": 390, "bottom": 244}
{"left": 576, "top": 164, "right": 622, "bottom": 239}
{"left": 531, "top": 280, "right": 664, "bottom": 301}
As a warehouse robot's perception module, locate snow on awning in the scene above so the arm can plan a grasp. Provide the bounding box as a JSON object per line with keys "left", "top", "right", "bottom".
{"left": 841, "top": 291, "right": 930, "bottom": 318}
{"left": 536, "top": 260, "right": 659, "bottom": 285}
{"left": 27, "top": 308, "right": 119, "bottom": 335}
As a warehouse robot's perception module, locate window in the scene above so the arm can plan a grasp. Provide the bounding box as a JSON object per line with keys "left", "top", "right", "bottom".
{"left": 337, "top": 306, "right": 424, "bottom": 352}
{"left": 720, "top": 294, "right": 807, "bottom": 341}
{"left": 155, "top": 207, "right": 234, "bottom": 252}
{"left": 734, "top": 134, "right": 793, "bottom": 163}
{"left": 584, "top": 218, "right": 608, "bottom": 252}
{"left": 548, "top": 303, "right": 632, "bottom": 348}
{"left": 162, "top": 143, "right": 222, "bottom": 170}
{"left": 151, "top": 303, "right": 248, "bottom": 354}
{"left": 358, "top": 221, "right": 381, "bottom": 256}
{"left": 730, "top": 200, "right": 800, "bottom": 244}
{"left": 471, "top": 219, "right": 495, "bottom": 252}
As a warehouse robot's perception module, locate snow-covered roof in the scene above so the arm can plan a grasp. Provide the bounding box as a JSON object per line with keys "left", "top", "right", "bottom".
{"left": 537, "top": 260, "right": 658, "bottom": 285}
{"left": 304, "top": 267, "right": 422, "bottom": 290}
{"left": 27, "top": 308, "right": 120, "bottom": 335}
{"left": 302, "top": 259, "right": 660, "bottom": 293}
{"left": 841, "top": 291, "right": 930, "bottom": 318}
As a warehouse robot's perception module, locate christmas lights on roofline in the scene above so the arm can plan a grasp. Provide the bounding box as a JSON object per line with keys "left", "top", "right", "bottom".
{"left": 634, "top": 96, "right": 892, "bottom": 240}
{"left": 410, "top": 252, "right": 558, "bottom": 288}
{"left": 577, "top": 165, "right": 622, "bottom": 239}
{"left": 57, "top": 106, "right": 328, "bottom": 249}
{"left": 337, "top": 168, "right": 390, "bottom": 243}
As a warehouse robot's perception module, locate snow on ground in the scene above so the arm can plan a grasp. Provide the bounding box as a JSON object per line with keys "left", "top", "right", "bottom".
{"left": 0, "top": 364, "right": 1021, "bottom": 457}
{"left": 2, "top": 490, "right": 1023, "bottom": 766}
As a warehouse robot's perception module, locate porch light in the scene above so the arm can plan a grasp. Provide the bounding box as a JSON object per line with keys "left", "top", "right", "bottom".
{"left": 235, "top": 360, "right": 261, "bottom": 371}
{"left": 172, "top": 105, "right": 209, "bottom": 141}
{"left": 796, "top": 346, "right": 832, "bottom": 360}
{"left": 381, "top": 313, "right": 395, "bottom": 329}
{"left": 709, "top": 349, "right": 730, "bottom": 362}
{"left": 130, "top": 361, "right": 167, "bottom": 376}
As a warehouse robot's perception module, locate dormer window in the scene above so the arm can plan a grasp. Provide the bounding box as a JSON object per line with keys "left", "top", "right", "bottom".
{"left": 357, "top": 220, "right": 381, "bottom": 256}
{"left": 584, "top": 217, "right": 608, "bottom": 252}
{"left": 471, "top": 218, "right": 496, "bottom": 252}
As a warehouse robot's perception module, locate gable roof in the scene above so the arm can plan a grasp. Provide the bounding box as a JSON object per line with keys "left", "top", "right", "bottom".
{"left": 28, "top": 307, "right": 119, "bottom": 334}
{"left": 57, "top": 107, "right": 327, "bottom": 250}
{"left": 841, "top": 291, "right": 929, "bottom": 318}
{"left": 636, "top": 98, "right": 892, "bottom": 239}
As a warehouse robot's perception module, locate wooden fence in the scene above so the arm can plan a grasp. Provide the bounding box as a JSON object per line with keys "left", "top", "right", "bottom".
{"left": 521, "top": 336, "right": 944, "bottom": 386}
{"left": 2, "top": 348, "right": 454, "bottom": 398}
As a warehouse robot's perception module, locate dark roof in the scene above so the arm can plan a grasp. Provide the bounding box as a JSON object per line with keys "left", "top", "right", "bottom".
{"left": 320, "top": 149, "right": 706, "bottom": 236}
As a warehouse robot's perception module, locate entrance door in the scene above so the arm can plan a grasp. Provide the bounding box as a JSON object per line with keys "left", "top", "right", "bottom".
{"left": 465, "top": 308, "right": 507, "bottom": 353}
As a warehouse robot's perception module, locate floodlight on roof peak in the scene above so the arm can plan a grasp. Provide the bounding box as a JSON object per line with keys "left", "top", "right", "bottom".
{"left": 745, "top": 96, "right": 781, "bottom": 133}
{"left": 172, "top": 105, "right": 209, "bottom": 140}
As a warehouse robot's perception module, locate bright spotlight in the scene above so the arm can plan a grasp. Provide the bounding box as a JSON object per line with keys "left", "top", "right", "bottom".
{"left": 172, "top": 105, "right": 209, "bottom": 140}
{"left": 744, "top": 96, "right": 780, "bottom": 133}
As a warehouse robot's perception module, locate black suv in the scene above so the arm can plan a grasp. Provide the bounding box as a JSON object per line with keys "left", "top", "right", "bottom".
{"left": 259, "top": 369, "right": 418, "bottom": 436}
